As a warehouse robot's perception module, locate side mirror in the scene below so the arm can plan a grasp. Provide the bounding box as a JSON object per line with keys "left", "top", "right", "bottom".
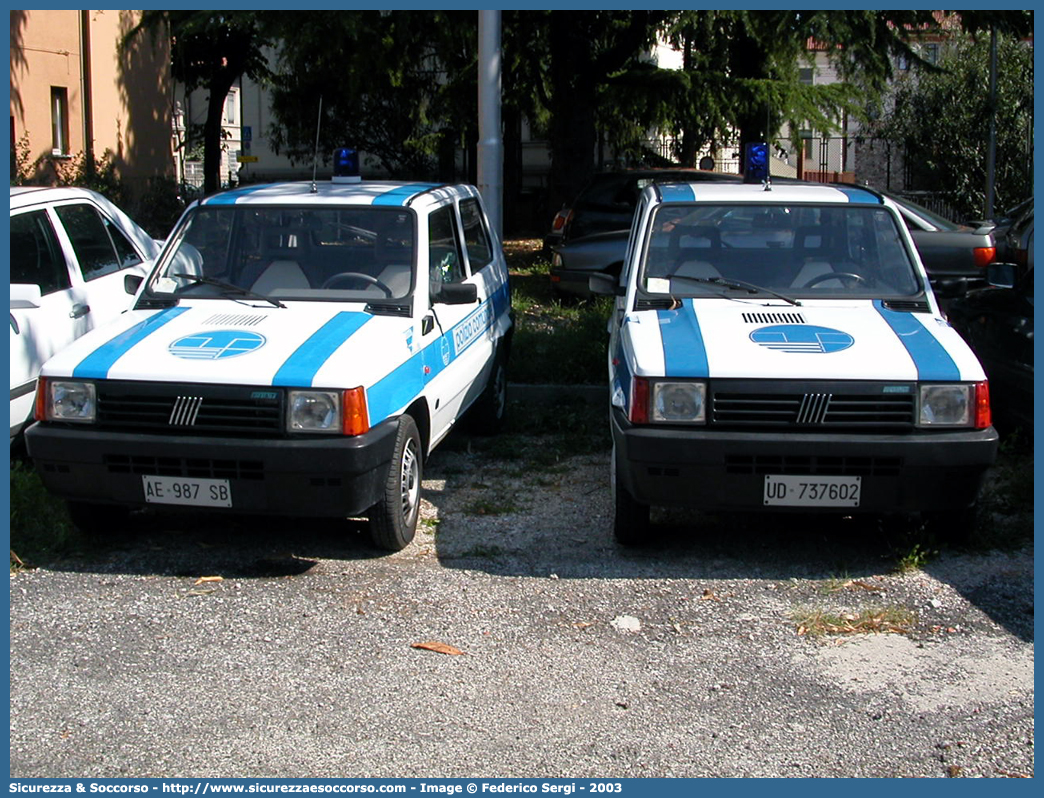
{"left": 10, "top": 284, "right": 42, "bottom": 309}
{"left": 435, "top": 282, "right": 478, "bottom": 305}
{"left": 589, "top": 272, "right": 623, "bottom": 296}
{"left": 931, "top": 277, "right": 968, "bottom": 299}
{"left": 125, "top": 274, "right": 144, "bottom": 295}
{"left": 986, "top": 262, "right": 1017, "bottom": 289}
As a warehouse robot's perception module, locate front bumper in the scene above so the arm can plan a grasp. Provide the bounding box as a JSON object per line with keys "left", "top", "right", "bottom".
{"left": 25, "top": 419, "right": 401, "bottom": 518}
{"left": 611, "top": 408, "right": 999, "bottom": 513}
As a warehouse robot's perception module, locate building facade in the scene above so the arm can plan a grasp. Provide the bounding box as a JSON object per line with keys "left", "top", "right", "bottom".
{"left": 10, "top": 9, "right": 172, "bottom": 200}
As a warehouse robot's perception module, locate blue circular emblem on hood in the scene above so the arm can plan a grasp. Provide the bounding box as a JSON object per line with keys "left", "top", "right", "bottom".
{"left": 750, "top": 324, "right": 854, "bottom": 354}
{"left": 169, "top": 330, "right": 267, "bottom": 360}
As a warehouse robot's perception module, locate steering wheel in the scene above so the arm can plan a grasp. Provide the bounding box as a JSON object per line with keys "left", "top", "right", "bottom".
{"left": 802, "top": 271, "right": 867, "bottom": 288}
{"left": 321, "top": 271, "right": 393, "bottom": 297}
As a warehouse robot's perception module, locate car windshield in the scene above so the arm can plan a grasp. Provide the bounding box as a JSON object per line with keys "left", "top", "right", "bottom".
{"left": 639, "top": 203, "right": 922, "bottom": 299}
{"left": 149, "top": 205, "right": 416, "bottom": 302}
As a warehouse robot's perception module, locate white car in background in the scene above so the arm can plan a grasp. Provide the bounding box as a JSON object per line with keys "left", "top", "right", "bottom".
{"left": 10, "top": 186, "right": 163, "bottom": 444}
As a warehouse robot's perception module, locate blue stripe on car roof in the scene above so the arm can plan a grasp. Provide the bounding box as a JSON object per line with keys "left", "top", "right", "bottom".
{"left": 836, "top": 187, "right": 883, "bottom": 204}
{"left": 73, "top": 307, "right": 190, "bottom": 379}
{"left": 203, "top": 184, "right": 280, "bottom": 205}
{"left": 372, "top": 183, "right": 441, "bottom": 206}
{"left": 658, "top": 184, "right": 697, "bottom": 203}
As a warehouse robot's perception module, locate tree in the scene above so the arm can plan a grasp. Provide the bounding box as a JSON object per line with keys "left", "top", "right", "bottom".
{"left": 879, "top": 31, "right": 1033, "bottom": 219}
{"left": 266, "top": 11, "right": 478, "bottom": 180}
{"left": 124, "top": 11, "right": 274, "bottom": 196}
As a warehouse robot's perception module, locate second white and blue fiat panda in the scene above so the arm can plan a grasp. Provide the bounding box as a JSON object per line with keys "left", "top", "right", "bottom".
{"left": 26, "top": 153, "right": 512, "bottom": 551}
{"left": 592, "top": 176, "right": 999, "bottom": 544}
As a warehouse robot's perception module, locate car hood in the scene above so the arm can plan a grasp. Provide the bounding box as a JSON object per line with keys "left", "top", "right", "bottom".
{"left": 620, "top": 298, "right": 986, "bottom": 382}
{"left": 39, "top": 301, "right": 418, "bottom": 393}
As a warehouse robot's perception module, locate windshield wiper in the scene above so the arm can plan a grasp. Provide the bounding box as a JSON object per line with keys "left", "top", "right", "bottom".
{"left": 170, "top": 273, "right": 286, "bottom": 309}
{"left": 669, "top": 275, "right": 802, "bottom": 307}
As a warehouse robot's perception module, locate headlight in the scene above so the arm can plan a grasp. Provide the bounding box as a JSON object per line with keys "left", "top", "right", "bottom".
{"left": 288, "top": 390, "right": 341, "bottom": 433}
{"left": 918, "top": 384, "right": 973, "bottom": 427}
{"left": 651, "top": 381, "right": 706, "bottom": 424}
{"left": 46, "top": 380, "right": 97, "bottom": 423}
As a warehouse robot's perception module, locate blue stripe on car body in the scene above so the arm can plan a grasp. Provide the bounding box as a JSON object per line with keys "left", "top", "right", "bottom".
{"left": 367, "top": 284, "right": 510, "bottom": 423}
{"left": 272, "top": 312, "right": 372, "bottom": 387}
{"left": 873, "top": 300, "right": 961, "bottom": 381}
{"left": 73, "top": 307, "right": 190, "bottom": 379}
{"left": 657, "top": 299, "right": 710, "bottom": 378}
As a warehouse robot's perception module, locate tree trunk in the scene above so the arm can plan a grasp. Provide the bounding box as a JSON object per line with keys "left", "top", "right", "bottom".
{"left": 548, "top": 15, "right": 598, "bottom": 214}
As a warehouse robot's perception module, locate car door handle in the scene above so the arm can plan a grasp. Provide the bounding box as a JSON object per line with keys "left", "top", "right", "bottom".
{"left": 70, "top": 304, "right": 91, "bottom": 319}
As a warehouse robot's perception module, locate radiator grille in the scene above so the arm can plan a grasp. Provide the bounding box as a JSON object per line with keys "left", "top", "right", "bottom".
{"left": 96, "top": 381, "right": 283, "bottom": 435}
{"left": 711, "top": 381, "right": 916, "bottom": 430}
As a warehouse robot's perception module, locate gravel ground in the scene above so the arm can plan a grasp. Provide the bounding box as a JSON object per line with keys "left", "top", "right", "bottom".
{"left": 9, "top": 428, "right": 1034, "bottom": 779}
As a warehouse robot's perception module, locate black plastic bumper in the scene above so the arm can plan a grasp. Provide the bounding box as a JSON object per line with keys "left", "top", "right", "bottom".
{"left": 25, "top": 418, "right": 401, "bottom": 518}
{"left": 611, "top": 408, "right": 999, "bottom": 513}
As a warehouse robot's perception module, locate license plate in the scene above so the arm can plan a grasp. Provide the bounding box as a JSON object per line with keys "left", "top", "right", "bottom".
{"left": 763, "top": 475, "right": 860, "bottom": 507}
{"left": 142, "top": 476, "right": 232, "bottom": 508}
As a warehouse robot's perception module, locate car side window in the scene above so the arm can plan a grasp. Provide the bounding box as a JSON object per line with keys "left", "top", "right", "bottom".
{"left": 54, "top": 203, "right": 141, "bottom": 281}
{"left": 10, "top": 210, "right": 71, "bottom": 295}
{"left": 428, "top": 204, "right": 466, "bottom": 292}
{"left": 459, "top": 198, "right": 493, "bottom": 272}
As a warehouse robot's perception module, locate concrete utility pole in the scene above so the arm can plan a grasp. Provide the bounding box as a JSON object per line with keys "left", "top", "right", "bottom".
{"left": 985, "top": 25, "right": 998, "bottom": 221}
{"left": 477, "top": 10, "right": 503, "bottom": 240}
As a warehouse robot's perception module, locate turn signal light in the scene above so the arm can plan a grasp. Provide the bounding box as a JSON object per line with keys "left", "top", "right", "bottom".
{"left": 974, "top": 381, "right": 991, "bottom": 429}
{"left": 342, "top": 386, "right": 369, "bottom": 436}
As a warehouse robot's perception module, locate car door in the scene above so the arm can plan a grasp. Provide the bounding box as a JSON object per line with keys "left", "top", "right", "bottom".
{"left": 9, "top": 208, "right": 85, "bottom": 436}
{"left": 420, "top": 199, "right": 495, "bottom": 445}
{"left": 50, "top": 200, "right": 150, "bottom": 325}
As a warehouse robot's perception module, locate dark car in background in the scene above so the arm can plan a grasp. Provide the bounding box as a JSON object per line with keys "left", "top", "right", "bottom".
{"left": 851, "top": 186, "right": 997, "bottom": 295}
{"left": 552, "top": 180, "right": 1002, "bottom": 300}
{"left": 947, "top": 262, "right": 1033, "bottom": 432}
{"left": 544, "top": 168, "right": 742, "bottom": 253}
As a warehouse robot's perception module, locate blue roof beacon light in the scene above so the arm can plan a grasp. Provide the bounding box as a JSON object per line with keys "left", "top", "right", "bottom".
{"left": 743, "top": 142, "right": 769, "bottom": 185}
{"left": 332, "top": 148, "right": 361, "bottom": 183}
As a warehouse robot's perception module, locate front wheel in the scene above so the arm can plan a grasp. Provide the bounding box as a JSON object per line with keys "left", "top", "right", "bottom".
{"left": 368, "top": 415, "right": 423, "bottom": 551}
{"left": 612, "top": 446, "right": 649, "bottom": 545}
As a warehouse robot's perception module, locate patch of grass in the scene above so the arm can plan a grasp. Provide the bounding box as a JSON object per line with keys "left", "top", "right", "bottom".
{"left": 504, "top": 238, "right": 612, "bottom": 385}
{"left": 793, "top": 605, "right": 917, "bottom": 637}
{"left": 464, "top": 496, "right": 520, "bottom": 516}
{"left": 10, "top": 462, "right": 77, "bottom": 569}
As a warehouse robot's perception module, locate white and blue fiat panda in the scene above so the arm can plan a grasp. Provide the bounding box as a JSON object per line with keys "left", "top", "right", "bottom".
{"left": 592, "top": 176, "right": 998, "bottom": 544}
{"left": 26, "top": 153, "right": 512, "bottom": 551}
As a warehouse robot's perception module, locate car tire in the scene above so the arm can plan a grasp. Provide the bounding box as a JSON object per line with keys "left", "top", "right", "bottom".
{"left": 469, "top": 347, "right": 508, "bottom": 435}
{"left": 612, "top": 445, "right": 649, "bottom": 545}
{"left": 66, "top": 501, "right": 131, "bottom": 538}
{"left": 367, "top": 414, "right": 423, "bottom": 552}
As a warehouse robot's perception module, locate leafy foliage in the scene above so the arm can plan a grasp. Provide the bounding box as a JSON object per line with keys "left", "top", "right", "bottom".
{"left": 267, "top": 11, "right": 478, "bottom": 179}
{"left": 878, "top": 32, "right": 1034, "bottom": 218}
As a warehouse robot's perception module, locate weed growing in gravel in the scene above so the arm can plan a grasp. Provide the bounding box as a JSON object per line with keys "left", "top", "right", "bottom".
{"left": 893, "top": 543, "right": 936, "bottom": 574}
{"left": 793, "top": 605, "right": 916, "bottom": 637}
